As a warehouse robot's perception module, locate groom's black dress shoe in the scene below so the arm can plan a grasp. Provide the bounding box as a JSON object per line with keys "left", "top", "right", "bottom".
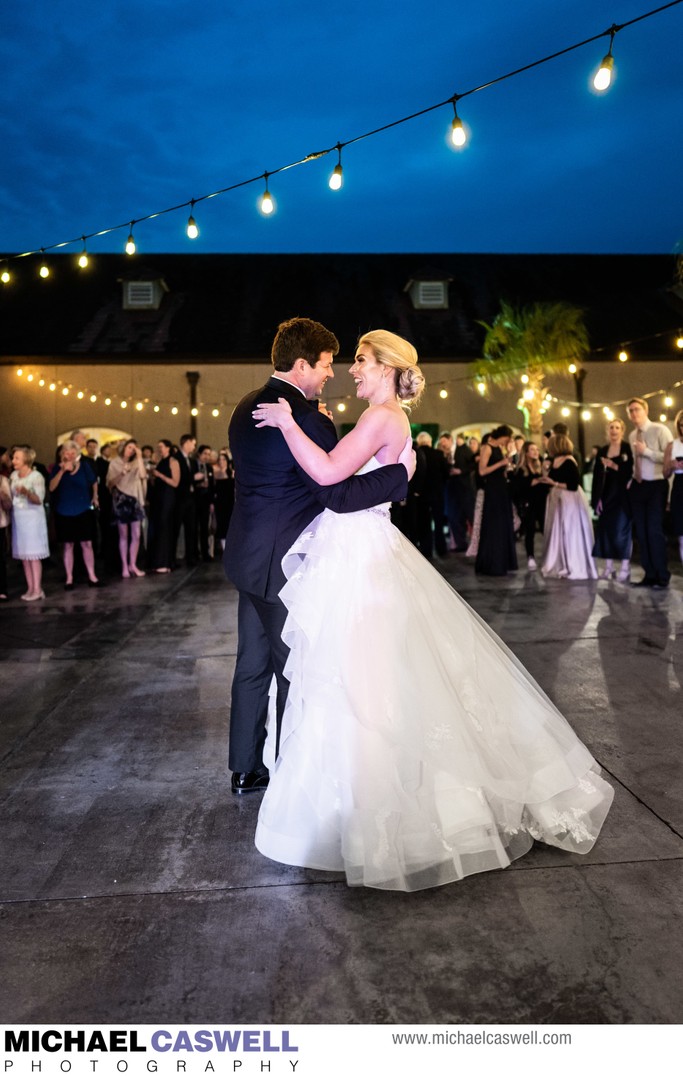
{"left": 231, "top": 770, "right": 270, "bottom": 795}
{"left": 631, "top": 577, "right": 655, "bottom": 588}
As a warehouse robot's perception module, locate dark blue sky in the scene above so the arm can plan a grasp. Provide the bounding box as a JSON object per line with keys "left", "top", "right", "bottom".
{"left": 2, "top": 0, "right": 682, "bottom": 259}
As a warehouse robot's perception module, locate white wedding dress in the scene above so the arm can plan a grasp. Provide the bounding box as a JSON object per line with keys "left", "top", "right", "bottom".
{"left": 255, "top": 458, "right": 613, "bottom": 891}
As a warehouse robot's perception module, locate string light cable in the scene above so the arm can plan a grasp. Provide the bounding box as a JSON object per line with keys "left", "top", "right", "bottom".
{"left": 1, "top": 0, "right": 682, "bottom": 268}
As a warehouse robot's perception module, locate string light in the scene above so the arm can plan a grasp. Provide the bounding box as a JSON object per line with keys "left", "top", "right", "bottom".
{"left": 260, "top": 173, "right": 274, "bottom": 216}
{"left": 211, "top": 408, "right": 220, "bottom": 417}
{"left": 450, "top": 99, "right": 467, "bottom": 148}
{"left": 593, "top": 27, "right": 617, "bottom": 91}
{"left": 27, "top": 374, "right": 34, "bottom": 382}
{"left": 337, "top": 402, "right": 347, "bottom": 412}
{"left": 191, "top": 407, "right": 199, "bottom": 417}
{"left": 1, "top": 265, "right": 11, "bottom": 284}
{"left": 568, "top": 363, "right": 577, "bottom": 374}
{"left": 153, "top": 404, "right": 160, "bottom": 413}
{"left": 2, "top": 3, "right": 679, "bottom": 268}
{"left": 125, "top": 223, "right": 136, "bottom": 256}
{"left": 171, "top": 406, "right": 178, "bottom": 415}
{"left": 186, "top": 201, "right": 199, "bottom": 239}
{"left": 664, "top": 395, "right": 673, "bottom": 407}
{"left": 561, "top": 406, "right": 571, "bottom": 417}
{"left": 78, "top": 237, "right": 89, "bottom": 269}
{"left": 328, "top": 144, "right": 343, "bottom": 190}
{"left": 581, "top": 409, "right": 592, "bottom": 421}
{"left": 105, "top": 397, "right": 112, "bottom": 406}
{"left": 136, "top": 401, "right": 144, "bottom": 411}
{"left": 439, "top": 388, "right": 449, "bottom": 399}
{"left": 90, "top": 394, "right": 97, "bottom": 402}
{"left": 618, "top": 350, "right": 629, "bottom": 362}
{"left": 49, "top": 382, "right": 56, "bottom": 391}
{"left": 62, "top": 387, "right": 69, "bottom": 396}
{"left": 677, "top": 333, "right": 683, "bottom": 349}
{"left": 39, "top": 252, "right": 50, "bottom": 278}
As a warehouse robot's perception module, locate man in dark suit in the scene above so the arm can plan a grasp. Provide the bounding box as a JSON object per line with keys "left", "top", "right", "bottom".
{"left": 193, "top": 443, "right": 216, "bottom": 561}
{"left": 174, "top": 434, "right": 198, "bottom": 566}
{"left": 223, "top": 316, "right": 413, "bottom": 794}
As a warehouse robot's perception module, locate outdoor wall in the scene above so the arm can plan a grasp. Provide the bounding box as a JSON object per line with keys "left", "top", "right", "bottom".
{"left": 0, "top": 359, "right": 680, "bottom": 465}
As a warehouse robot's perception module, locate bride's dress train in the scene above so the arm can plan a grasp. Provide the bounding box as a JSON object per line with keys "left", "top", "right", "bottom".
{"left": 255, "top": 459, "right": 613, "bottom": 891}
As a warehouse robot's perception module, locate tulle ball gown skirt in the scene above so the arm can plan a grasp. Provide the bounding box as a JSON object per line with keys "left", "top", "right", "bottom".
{"left": 255, "top": 505, "right": 612, "bottom": 892}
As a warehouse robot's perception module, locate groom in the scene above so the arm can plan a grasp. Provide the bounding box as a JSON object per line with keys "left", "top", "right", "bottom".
{"left": 223, "top": 316, "right": 414, "bottom": 793}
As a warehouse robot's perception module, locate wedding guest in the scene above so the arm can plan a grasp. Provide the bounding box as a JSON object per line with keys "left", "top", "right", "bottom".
{"left": 213, "top": 450, "right": 235, "bottom": 554}
{"left": 475, "top": 425, "right": 517, "bottom": 576}
{"left": 106, "top": 439, "right": 148, "bottom": 578}
{"left": 466, "top": 434, "right": 490, "bottom": 558}
{"left": 193, "top": 444, "right": 215, "bottom": 561}
{"left": 414, "top": 432, "right": 450, "bottom": 560}
{"left": 148, "top": 439, "right": 180, "bottom": 573}
{"left": 513, "top": 440, "right": 549, "bottom": 570}
{"left": 627, "top": 397, "right": 673, "bottom": 589}
{"left": 10, "top": 445, "right": 49, "bottom": 601}
{"left": 0, "top": 466, "right": 11, "bottom": 599}
{"left": 48, "top": 440, "right": 100, "bottom": 589}
{"left": 591, "top": 419, "right": 633, "bottom": 582}
{"left": 541, "top": 434, "right": 596, "bottom": 580}
{"left": 663, "top": 408, "right": 683, "bottom": 568}
{"left": 174, "top": 434, "right": 198, "bottom": 566}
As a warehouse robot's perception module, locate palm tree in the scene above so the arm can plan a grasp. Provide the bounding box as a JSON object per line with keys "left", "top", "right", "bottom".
{"left": 472, "top": 301, "right": 590, "bottom": 438}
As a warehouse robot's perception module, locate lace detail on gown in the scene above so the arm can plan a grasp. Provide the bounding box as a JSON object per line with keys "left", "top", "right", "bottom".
{"left": 255, "top": 456, "right": 613, "bottom": 891}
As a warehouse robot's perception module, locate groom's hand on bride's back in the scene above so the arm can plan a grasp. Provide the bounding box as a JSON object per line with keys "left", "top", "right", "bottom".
{"left": 399, "top": 436, "right": 417, "bottom": 480}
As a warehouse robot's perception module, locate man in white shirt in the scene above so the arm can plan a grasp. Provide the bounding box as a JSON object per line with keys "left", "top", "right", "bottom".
{"left": 627, "top": 397, "right": 673, "bottom": 589}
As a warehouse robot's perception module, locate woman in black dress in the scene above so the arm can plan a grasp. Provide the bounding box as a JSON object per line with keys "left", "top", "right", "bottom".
{"left": 213, "top": 450, "right": 235, "bottom": 554}
{"left": 513, "top": 440, "right": 549, "bottom": 571}
{"left": 591, "top": 418, "right": 634, "bottom": 582}
{"left": 475, "top": 425, "right": 517, "bottom": 576}
{"left": 148, "top": 440, "right": 180, "bottom": 573}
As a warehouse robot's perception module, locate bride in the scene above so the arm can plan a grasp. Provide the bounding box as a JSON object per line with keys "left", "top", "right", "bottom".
{"left": 251, "top": 329, "right": 613, "bottom": 892}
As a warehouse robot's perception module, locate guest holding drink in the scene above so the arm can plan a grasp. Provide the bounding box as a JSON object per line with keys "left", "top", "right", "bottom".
{"left": 591, "top": 419, "right": 633, "bottom": 582}
{"left": 10, "top": 445, "right": 50, "bottom": 601}
{"left": 49, "top": 440, "right": 100, "bottom": 589}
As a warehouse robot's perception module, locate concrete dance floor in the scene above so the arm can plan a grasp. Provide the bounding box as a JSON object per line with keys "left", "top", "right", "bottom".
{"left": 1, "top": 555, "right": 682, "bottom": 1025}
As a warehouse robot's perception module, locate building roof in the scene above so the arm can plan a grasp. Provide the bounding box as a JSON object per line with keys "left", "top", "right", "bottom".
{"left": 1, "top": 252, "right": 681, "bottom": 363}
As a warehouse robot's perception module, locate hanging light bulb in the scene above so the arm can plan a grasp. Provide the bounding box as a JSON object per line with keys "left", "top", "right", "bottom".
{"left": 125, "top": 223, "right": 136, "bottom": 255}
{"left": 171, "top": 405, "right": 179, "bottom": 416}
{"left": 329, "top": 144, "right": 343, "bottom": 190}
{"left": 593, "top": 29, "right": 616, "bottom": 92}
{"left": 62, "top": 387, "right": 69, "bottom": 396}
{"left": 104, "top": 397, "right": 112, "bottom": 406}
{"left": 618, "top": 350, "right": 628, "bottom": 362}
{"left": 77, "top": 391, "right": 84, "bottom": 399}
{"left": 153, "top": 404, "right": 160, "bottom": 413}
{"left": 520, "top": 373, "right": 529, "bottom": 384}
{"left": 450, "top": 98, "right": 467, "bottom": 148}
{"left": 260, "top": 173, "right": 274, "bottom": 215}
{"left": 120, "top": 400, "right": 128, "bottom": 409}
{"left": 49, "top": 383, "right": 56, "bottom": 392}
{"left": 191, "top": 407, "right": 199, "bottom": 417}
{"left": 1, "top": 265, "right": 10, "bottom": 284}
{"left": 90, "top": 394, "right": 97, "bottom": 403}
{"left": 561, "top": 407, "right": 571, "bottom": 418}
{"left": 439, "top": 389, "right": 448, "bottom": 399}
{"left": 676, "top": 333, "right": 683, "bottom": 350}
{"left": 27, "top": 374, "right": 34, "bottom": 382}
{"left": 136, "top": 402, "right": 144, "bottom": 411}
{"left": 581, "top": 409, "right": 592, "bottom": 421}
{"left": 664, "top": 395, "right": 673, "bottom": 408}
{"left": 39, "top": 251, "right": 50, "bottom": 278}
{"left": 186, "top": 201, "right": 199, "bottom": 239}
{"left": 337, "top": 402, "right": 347, "bottom": 413}
{"left": 523, "top": 388, "right": 535, "bottom": 402}
{"left": 78, "top": 237, "right": 89, "bottom": 268}
{"left": 212, "top": 408, "right": 220, "bottom": 418}
{"left": 568, "top": 363, "right": 577, "bottom": 374}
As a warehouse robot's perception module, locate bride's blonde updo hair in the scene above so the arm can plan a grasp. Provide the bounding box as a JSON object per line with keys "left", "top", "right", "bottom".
{"left": 356, "top": 329, "right": 425, "bottom": 406}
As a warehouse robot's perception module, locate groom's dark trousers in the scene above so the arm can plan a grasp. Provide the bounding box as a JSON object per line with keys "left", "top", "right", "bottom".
{"left": 223, "top": 376, "right": 407, "bottom": 774}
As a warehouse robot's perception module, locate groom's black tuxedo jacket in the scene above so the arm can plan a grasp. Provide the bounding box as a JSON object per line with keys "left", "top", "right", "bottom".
{"left": 223, "top": 376, "right": 407, "bottom": 601}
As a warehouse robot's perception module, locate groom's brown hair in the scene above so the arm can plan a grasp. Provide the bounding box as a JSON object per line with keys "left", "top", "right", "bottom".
{"left": 271, "top": 316, "right": 339, "bottom": 372}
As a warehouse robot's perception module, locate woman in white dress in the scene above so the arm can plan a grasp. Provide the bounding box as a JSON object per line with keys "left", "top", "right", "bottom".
{"left": 10, "top": 445, "right": 50, "bottom": 601}
{"left": 251, "top": 331, "right": 613, "bottom": 891}
{"left": 541, "top": 434, "right": 597, "bottom": 581}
